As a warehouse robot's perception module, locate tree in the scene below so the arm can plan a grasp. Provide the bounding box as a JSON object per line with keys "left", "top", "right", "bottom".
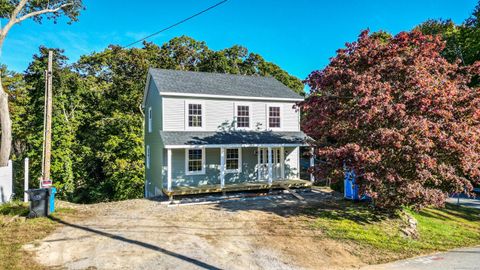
{"left": 0, "top": 0, "right": 84, "bottom": 166}
{"left": 416, "top": 1, "right": 480, "bottom": 66}
{"left": 300, "top": 30, "right": 480, "bottom": 210}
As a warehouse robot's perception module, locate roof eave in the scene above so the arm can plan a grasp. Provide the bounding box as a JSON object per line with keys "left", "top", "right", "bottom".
{"left": 159, "top": 92, "right": 304, "bottom": 102}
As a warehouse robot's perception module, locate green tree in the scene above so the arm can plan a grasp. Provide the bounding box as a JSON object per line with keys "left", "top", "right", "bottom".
{"left": 416, "top": 1, "right": 480, "bottom": 65}
{"left": 0, "top": 0, "right": 84, "bottom": 166}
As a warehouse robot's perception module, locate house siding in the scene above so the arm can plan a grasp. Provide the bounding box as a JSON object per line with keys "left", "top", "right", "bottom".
{"left": 144, "top": 79, "right": 164, "bottom": 197}
{"left": 162, "top": 147, "right": 299, "bottom": 188}
{"left": 162, "top": 96, "right": 300, "bottom": 132}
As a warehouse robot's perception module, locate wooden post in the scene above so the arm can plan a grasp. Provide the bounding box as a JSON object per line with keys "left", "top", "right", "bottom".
{"left": 167, "top": 148, "right": 172, "bottom": 192}
{"left": 42, "top": 51, "right": 53, "bottom": 187}
{"left": 257, "top": 148, "right": 261, "bottom": 181}
{"left": 280, "top": 146, "right": 285, "bottom": 179}
{"left": 220, "top": 147, "right": 225, "bottom": 189}
{"left": 268, "top": 147, "right": 273, "bottom": 185}
{"left": 24, "top": 158, "right": 29, "bottom": 202}
{"left": 310, "top": 147, "right": 315, "bottom": 182}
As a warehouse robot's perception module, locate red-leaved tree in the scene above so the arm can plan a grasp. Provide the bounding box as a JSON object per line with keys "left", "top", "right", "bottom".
{"left": 300, "top": 30, "right": 480, "bottom": 210}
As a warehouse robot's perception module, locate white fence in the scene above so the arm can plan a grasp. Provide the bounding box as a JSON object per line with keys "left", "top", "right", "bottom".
{"left": 0, "top": 160, "right": 13, "bottom": 204}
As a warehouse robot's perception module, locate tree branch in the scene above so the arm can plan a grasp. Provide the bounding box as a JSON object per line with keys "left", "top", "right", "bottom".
{"left": 15, "top": 2, "right": 74, "bottom": 23}
{"left": 0, "top": 0, "right": 28, "bottom": 37}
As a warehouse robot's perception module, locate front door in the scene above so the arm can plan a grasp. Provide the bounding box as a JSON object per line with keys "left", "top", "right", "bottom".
{"left": 258, "top": 148, "right": 282, "bottom": 181}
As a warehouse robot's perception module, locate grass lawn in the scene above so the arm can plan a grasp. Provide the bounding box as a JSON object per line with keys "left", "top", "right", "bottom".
{"left": 0, "top": 201, "right": 77, "bottom": 270}
{"left": 305, "top": 200, "right": 480, "bottom": 264}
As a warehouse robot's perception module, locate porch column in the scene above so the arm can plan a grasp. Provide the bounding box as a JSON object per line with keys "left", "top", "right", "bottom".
{"left": 280, "top": 146, "right": 285, "bottom": 179}
{"left": 167, "top": 148, "right": 172, "bottom": 192}
{"left": 220, "top": 147, "right": 225, "bottom": 189}
{"left": 268, "top": 146, "right": 273, "bottom": 185}
{"left": 310, "top": 147, "right": 315, "bottom": 182}
{"left": 257, "top": 147, "right": 261, "bottom": 181}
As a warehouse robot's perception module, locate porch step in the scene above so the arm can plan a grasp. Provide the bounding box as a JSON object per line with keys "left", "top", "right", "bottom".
{"left": 280, "top": 184, "right": 305, "bottom": 200}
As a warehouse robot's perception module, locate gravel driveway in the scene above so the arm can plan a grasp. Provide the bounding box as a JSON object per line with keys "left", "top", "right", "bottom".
{"left": 24, "top": 190, "right": 362, "bottom": 270}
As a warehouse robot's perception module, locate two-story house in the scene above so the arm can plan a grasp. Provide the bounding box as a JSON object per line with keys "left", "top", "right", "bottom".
{"left": 142, "top": 68, "right": 313, "bottom": 199}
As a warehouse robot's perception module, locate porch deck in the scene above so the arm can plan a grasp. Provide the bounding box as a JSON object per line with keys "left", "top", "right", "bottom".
{"left": 163, "top": 179, "right": 312, "bottom": 197}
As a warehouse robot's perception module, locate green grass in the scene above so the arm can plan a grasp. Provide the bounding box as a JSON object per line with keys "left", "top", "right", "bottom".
{"left": 0, "top": 201, "right": 77, "bottom": 270}
{"left": 306, "top": 201, "right": 480, "bottom": 263}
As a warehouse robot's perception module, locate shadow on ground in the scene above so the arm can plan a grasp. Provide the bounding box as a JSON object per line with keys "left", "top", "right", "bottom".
{"left": 49, "top": 216, "right": 222, "bottom": 270}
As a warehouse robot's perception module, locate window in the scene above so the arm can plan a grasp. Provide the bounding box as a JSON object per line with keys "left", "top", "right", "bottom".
{"left": 148, "top": 107, "right": 152, "bottom": 133}
{"left": 268, "top": 106, "right": 281, "bottom": 128}
{"left": 188, "top": 103, "right": 202, "bottom": 127}
{"left": 146, "top": 145, "right": 150, "bottom": 169}
{"left": 236, "top": 105, "right": 250, "bottom": 128}
{"left": 186, "top": 148, "right": 205, "bottom": 174}
{"left": 225, "top": 148, "right": 241, "bottom": 172}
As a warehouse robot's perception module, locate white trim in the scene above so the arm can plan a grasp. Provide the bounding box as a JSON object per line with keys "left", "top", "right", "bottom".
{"left": 167, "top": 148, "right": 172, "bottom": 192}
{"left": 280, "top": 146, "right": 285, "bottom": 179}
{"left": 296, "top": 146, "right": 301, "bottom": 179}
{"left": 160, "top": 91, "right": 304, "bottom": 102}
{"left": 185, "top": 100, "right": 206, "bottom": 131}
{"left": 267, "top": 147, "right": 273, "bottom": 184}
{"left": 141, "top": 71, "right": 152, "bottom": 107}
{"left": 297, "top": 106, "right": 301, "bottom": 131}
{"left": 148, "top": 107, "right": 152, "bottom": 133}
{"left": 224, "top": 147, "right": 242, "bottom": 173}
{"left": 164, "top": 143, "right": 308, "bottom": 149}
{"left": 161, "top": 97, "right": 164, "bottom": 131}
{"left": 234, "top": 102, "right": 252, "bottom": 130}
{"left": 266, "top": 104, "right": 282, "bottom": 131}
{"left": 220, "top": 147, "right": 225, "bottom": 188}
{"left": 146, "top": 145, "right": 150, "bottom": 169}
{"left": 185, "top": 148, "right": 206, "bottom": 175}
{"left": 257, "top": 147, "right": 261, "bottom": 181}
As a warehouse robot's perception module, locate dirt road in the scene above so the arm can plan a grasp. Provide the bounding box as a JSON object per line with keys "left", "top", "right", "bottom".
{"left": 24, "top": 191, "right": 363, "bottom": 270}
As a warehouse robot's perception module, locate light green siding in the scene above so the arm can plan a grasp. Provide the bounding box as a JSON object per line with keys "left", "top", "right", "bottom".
{"left": 144, "top": 78, "right": 164, "bottom": 197}
{"left": 162, "top": 96, "right": 300, "bottom": 132}
{"left": 162, "top": 147, "right": 300, "bottom": 189}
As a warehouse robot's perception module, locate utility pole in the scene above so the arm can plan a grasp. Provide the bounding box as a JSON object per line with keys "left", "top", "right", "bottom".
{"left": 41, "top": 50, "right": 53, "bottom": 188}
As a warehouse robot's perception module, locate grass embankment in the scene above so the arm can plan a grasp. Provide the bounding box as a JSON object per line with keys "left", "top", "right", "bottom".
{"left": 306, "top": 201, "right": 480, "bottom": 264}
{"left": 0, "top": 201, "right": 77, "bottom": 270}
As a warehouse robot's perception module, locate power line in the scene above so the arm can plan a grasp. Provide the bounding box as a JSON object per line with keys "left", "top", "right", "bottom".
{"left": 124, "top": 0, "right": 228, "bottom": 48}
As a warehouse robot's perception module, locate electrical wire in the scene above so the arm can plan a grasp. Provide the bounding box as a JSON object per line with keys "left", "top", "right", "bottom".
{"left": 123, "top": 0, "right": 228, "bottom": 48}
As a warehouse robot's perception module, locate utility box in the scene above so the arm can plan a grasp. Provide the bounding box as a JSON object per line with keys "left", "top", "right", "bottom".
{"left": 48, "top": 187, "right": 57, "bottom": 214}
{"left": 344, "top": 169, "right": 359, "bottom": 200}
{"left": 344, "top": 169, "right": 369, "bottom": 201}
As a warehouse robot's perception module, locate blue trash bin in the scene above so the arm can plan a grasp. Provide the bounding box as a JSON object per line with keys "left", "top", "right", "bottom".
{"left": 344, "top": 169, "right": 369, "bottom": 201}
{"left": 48, "top": 187, "right": 57, "bottom": 215}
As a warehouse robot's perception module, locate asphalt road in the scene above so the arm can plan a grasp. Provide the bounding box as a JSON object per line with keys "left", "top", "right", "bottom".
{"left": 446, "top": 197, "right": 480, "bottom": 209}
{"left": 363, "top": 246, "right": 480, "bottom": 270}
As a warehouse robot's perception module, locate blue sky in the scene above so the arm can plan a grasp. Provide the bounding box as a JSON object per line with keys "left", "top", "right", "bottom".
{"left": 0, "top": 0, "right": 477, "bottom": 80}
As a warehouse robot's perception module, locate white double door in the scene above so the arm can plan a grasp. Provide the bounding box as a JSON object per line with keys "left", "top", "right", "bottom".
{"left": 257, "top": 147, "right": 283, "bottom": 181}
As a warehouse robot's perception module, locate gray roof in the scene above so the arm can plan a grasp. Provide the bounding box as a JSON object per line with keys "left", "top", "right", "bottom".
{"left": 149, "top": 68, "right": 303, "bottom": 100}
{"left": 160, "top": 131, "right": 310, "bottom": 146}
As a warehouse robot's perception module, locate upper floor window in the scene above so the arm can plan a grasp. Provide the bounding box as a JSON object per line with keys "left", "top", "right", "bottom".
{"left": 188, "top": 103, "right": 203, "bottom": 128}
{"left": 236, "top": 105, "right": 250, "bottom": 128}
{"left": 148, "top": 107, "right": 152, "bottom": 133}
{"left": 268, "top": 106, "right": 281, "bottom": 128}
{"left": 146, "top": 145, "right": 150, "bottom": 169}
{"left": 186, "top": 148, "right": 205, "bottom": 175}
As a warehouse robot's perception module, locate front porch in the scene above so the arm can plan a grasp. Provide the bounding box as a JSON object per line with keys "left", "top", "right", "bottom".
{"left": 158, "top": 130, "right": 314, "bottom": 199}
{"left": 162, "top": 178, "right": 312, "bottom": 197}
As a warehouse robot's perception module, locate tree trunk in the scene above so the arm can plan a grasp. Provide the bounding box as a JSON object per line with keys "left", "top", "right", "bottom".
{"left": 0, "top": 75, "right": 12, "bottom": 167}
